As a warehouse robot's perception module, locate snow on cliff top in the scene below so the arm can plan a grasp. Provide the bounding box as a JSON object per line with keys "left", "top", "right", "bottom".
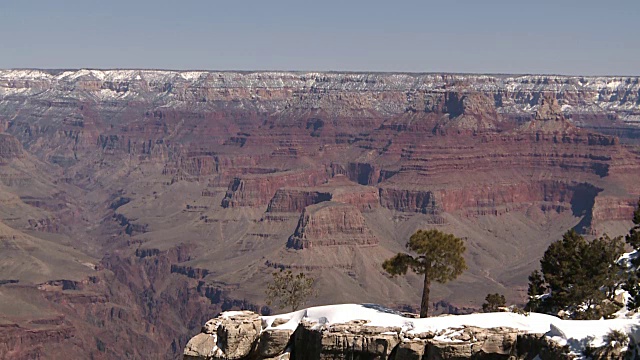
{"left": 260, "top": 303, "right": 640, "bottom": 355}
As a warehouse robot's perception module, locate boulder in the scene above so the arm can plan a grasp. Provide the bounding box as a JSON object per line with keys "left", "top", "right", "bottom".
{"left": 186, "top": 311, "right": 262, "bottom": 360}
{"left": 293, "top": 319, "right": 400, "bottom": 360}
{"left": 426, "top": 326, "right": 518, "bottom": 360}
{"left": 183, "top": 333, "right": 218, "bottom": 360}
{"left": 516, "top": 333, "right": 573, "bottom": 360}
{"left": 259, "top": 329, "right": 294, "bottom": 358}
{"left": 396, "top": 339, "right": 428, "bottom": 360}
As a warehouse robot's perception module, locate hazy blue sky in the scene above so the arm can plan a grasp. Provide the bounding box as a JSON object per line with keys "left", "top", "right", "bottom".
{"left": 1, "top": 0, "right": 638, "bottom": 75}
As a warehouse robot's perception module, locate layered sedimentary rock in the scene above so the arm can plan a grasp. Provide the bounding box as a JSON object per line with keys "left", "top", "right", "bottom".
{"left": 287, "top": 202, "right": 379, "bottom": 249}
{"left": 0, "top": 69, "right": 640, "bottom": 359}
{"left": 184, "top": 309, "right": 585, "bottom": 360}
{"left": 222, "top": 170, "right": 329, "bottom": 208}
{"left": 267, "top": 177, "right": 379, "bottom": 213}
{"left": 591, "top": 196, "right": 639, "bottom": 222}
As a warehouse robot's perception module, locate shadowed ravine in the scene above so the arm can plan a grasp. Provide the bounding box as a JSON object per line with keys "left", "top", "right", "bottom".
{"left": 0, "top": 70, "right": 639, "bottom": 358}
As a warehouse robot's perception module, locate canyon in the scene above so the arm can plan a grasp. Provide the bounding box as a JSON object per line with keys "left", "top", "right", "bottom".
{"left": 0, "top": 69, "right": 639, "bottom": 359}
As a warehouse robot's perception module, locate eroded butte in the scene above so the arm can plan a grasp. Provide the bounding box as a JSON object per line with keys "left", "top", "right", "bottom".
{"left": 0, "top": 70, "right": 639, "bottom": 359}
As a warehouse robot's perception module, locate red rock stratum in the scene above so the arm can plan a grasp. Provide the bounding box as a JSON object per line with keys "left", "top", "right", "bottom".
{"left": 0, "top": 69, "right": 639, "bottom": 358}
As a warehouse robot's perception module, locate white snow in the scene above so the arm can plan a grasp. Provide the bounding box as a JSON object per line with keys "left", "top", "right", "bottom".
{"left": 259, "top": 303, "right": 640, "bottom": 357}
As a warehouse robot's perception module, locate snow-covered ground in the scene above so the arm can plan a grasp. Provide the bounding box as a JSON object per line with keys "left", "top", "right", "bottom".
{"left": 259, "top": 303, "right": 639, "bottom": 357}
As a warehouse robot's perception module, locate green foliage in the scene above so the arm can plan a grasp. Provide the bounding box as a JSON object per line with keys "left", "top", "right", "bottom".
{"left": 572, "top": 300, "right": 620, "bottom": 320}
{"left": 525, "top": 270, "right": 546, "bottom": 311}
{"left": 482, "top": 293, "right": 506, "bottom": 312}
{"left": 265, "top": 269, "right": 316, "bottom": 311}
{"left": 626, "top": 198, "right": 640, "bottom": 250}
{"left": 383, "top": 229, "right": 467, "bottom": 281}
{"left": 383, "top": 229, "right": 467, "bottom": 318}
{"left": 526, "top": 229, "right": 625, "bottom": 318}
{"left": 586, "top": 234, "right": 626, "bottom": 300}
{"left": 622, "top": 273, "right": 640, "bottom": 311}
{"left": 382, "top": 253, "right": 414, "bottom": 277}
{"left": 620, "top": 198, "right": 640, "bottom": 312}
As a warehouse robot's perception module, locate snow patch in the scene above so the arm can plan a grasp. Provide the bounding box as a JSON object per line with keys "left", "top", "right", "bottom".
{"left": 263, "top": 303, "right": 640, "bottom": 355}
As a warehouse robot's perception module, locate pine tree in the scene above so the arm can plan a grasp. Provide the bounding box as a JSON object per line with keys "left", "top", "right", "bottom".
{"left": 525, "top": 270, "right": 547, "bottom": 311}
{"left": 539, "top": 229, "right": 588, "bottom": 310}
{"left": 622, "top": 273, "right": 640, "bottom": 311}
{"left": 482, "top": 293, "right": 506, "bottom": 312}
{"left": 530, "top": 229, "right": 625, "bottom": 318}
{"left": 383, "top": 229, "right": 467, "bottom": 318}
{"left": 265, "top": 269, "right": 316, "bottom": 311}
{"left": 584, "top": 234, "right": 625, "bottom": 301}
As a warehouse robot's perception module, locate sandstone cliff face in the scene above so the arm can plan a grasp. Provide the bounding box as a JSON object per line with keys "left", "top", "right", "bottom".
{"left": 267, "top": 178, "right": 379, "bottom": 213}
{"left": 287, "top": 202, "right": 379, "bottom": 249}
{"left": 0, "top": 69, "right": 639, "bottom": 359}
{"left": 222, "top": 170, "right": 329, "bottom": 208}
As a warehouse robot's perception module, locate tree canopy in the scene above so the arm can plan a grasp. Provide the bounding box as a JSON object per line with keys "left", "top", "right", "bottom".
{"left": 383, "top": 229, "right": 467, "bottom": 318}
{"left": 265, "top": 269, "right": 316, "bottom": 311}
{"left": 527, "top": 229, "right": 625, "bottom": 319}
{"left": 482, "top": 293, "right": 506, "bottom": 312}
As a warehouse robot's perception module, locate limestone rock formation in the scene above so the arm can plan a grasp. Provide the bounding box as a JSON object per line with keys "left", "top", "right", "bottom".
{"left": 184, "top": 333, "right": 218, "bottom": 360}
{"left": 185, "top": 311, "right": 262, "bottom": 360}
{"left": 287, "top": 202, "right": 379, "bottom": 249}
{"left": 185, "top": 309, "right": 603, "bottom": 360}
{"left": 0, "top": 69, "right": 639, "bottom": 358}
{"left": 258, "top": 329, "right": 294, "bottom": 358}
{"left": 426, "top": 326, "right": 519, "bottom": 359}
{"left": 293, "top": 319, "right": 401, "bottom": 360}
{"left": 222, "top": 170, "right": 329, "bottom": 208}
{"left": 534, "top": 97, "right": 565, "bottom": 122}
{"left": 267, "top": 177, "right": 379, "bottom": 213}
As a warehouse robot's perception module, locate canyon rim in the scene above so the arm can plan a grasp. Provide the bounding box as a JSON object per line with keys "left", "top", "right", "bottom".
{"left": 0, "top": 69, "right": 639, "bottom": 358}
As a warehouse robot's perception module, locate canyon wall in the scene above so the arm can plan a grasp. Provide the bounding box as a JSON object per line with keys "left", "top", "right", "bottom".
{"left": 0, "top": 69, "right": 639, "bottom": 359}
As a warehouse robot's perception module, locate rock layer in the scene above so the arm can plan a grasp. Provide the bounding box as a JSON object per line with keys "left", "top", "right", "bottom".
{"left": 0, "top": 69, "right": 639, "bottom": 359}
{"left": 287, "top": 202, "right": 379, "bottom": 249}
{"left": 184, "top": 311, "right": 581, "bottom": 360}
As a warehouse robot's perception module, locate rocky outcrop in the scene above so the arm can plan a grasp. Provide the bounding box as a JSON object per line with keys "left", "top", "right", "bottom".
{"left": 0, "top": 133, "right": 23, "bottom": 162}
{"left": 330, "top": 186, "right": 380, "bottom": 212}
{"left": 267, "top": 178, "right": 379, "bottom": 213}
{"left": 436, "top": 181, "right": 601, "bottom": 214}
{"left": 379, "top": 187, "right": 441, "bottom": 214}
{"left": 294, "top": 319, "right": 401, "bottom": 360}
{"left": 222, "top": 170, "right": 329, "bottom": 208}
{"left": 426, "top": 326, "right": 519, "bottom": 359}
{"left": 591, "top": 196, "right": 638, "bottom": 223}
{"left": 267, "top": 189, "right": 332, "bottom": 213}
{"left": 184, "top": 311, "right": 582, "bottom": 360}
{"left": 1, "top": 69, "right": 640, "bottom": 360}
{"left": 379, "top": 181, "right": 602, "bottom": 220}
{"left": 258, "top": 329, "right": 294, "bottom": 358}
{"left": 287, "top": 202, "right": 379, "bottom": 249}
{"left": 113, "top": 213, "right": 149, "bottom": 235}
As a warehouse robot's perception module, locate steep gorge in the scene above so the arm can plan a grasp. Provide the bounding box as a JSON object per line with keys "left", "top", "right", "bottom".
{"left": 0, "top": 70, "right": 639, "bottom": 358}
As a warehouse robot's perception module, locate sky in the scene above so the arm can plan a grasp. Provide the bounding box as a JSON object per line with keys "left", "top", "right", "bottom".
{"left": 1, "top": 0, "right": 638, "bottom": 75}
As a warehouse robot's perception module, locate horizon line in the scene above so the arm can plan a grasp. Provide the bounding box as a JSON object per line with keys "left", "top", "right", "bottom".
{"left": 2, "top": 67, "right": 640, "bottom": 78}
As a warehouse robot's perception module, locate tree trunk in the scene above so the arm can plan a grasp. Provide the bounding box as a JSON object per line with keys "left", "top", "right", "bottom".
{"left": 420, "top": 272, "right": 431, "bottom": 318}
